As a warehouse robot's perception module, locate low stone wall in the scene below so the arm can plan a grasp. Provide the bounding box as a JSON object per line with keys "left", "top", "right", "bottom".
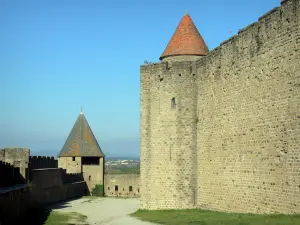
{"left": 0, "top": 168, "right": 88, "bottom": 225}
{"left": 104, "top": 174, "right": 140, "bottom": 197}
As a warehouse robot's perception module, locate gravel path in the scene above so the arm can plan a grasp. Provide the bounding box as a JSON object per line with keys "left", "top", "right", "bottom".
{"left": 51, "top": 197, "right": 158, "bottom": 225}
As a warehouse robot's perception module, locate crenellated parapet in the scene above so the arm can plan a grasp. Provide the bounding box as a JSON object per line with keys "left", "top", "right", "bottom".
{"left": 0, "top": 161, "right": 25, "bottom": 188}
{"left": 29, "top": 156, "right": 58, "bottom": 170}
{"left": 60, "top": 168, "right": 84, "bottom": 184}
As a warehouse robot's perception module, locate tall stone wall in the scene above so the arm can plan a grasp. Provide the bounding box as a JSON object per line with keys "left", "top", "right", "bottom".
{"left": 104, "top": 174, "right": 140, "bottom": 197}
{"left": 140, "top": 0, "right": 300, "bottom": 213}
{"left": 196, "top": 0, "right": 300, "bottom": 214}
{"left": 140, "top": 60, "right": 199, "bottom": 209}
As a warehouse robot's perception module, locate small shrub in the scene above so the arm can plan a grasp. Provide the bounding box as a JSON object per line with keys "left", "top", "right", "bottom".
{"left": 91, "top": 184, "right": 104, "bottom": 196}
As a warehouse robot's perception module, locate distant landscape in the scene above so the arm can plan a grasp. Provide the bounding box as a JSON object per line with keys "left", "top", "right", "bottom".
{"left": 105, "top": 159, "right": 140, "bottom": 174}
{"left": 31, "top": 150, "right": 140, "bottom": 161}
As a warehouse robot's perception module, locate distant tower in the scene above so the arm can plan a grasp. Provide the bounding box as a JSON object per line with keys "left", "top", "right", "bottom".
{"left": 58, "top": 109, "right": 105, "bottom": 193}
{"left": 140, "top": 12, "right": 209, "bottom": 209}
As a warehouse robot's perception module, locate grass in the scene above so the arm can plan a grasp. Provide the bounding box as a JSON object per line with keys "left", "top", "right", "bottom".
{"left": 105, "top": 164, "right": 140, "bottom": 174}
{"left": 43, "top": 211, "right": 88, "bottom": 225}
{"left": 16, "top": 210, "right": 88, "bottom": 225}
{"left": 132, "top": 209, "right": 300, "bottom": 225}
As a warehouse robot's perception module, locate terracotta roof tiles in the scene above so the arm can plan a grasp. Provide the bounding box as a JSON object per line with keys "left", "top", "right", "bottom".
{"left": 160, "top": 13, "right": 209, "bottom": 60}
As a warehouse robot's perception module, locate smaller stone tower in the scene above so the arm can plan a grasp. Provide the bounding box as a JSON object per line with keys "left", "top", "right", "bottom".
{"left": 58, "top": 109, "right": 105, "bottom": 193}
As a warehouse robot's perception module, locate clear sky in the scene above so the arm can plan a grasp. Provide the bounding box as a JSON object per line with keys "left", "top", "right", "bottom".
{"left": 0, "top": 0, "right": 280, "bottom": 158}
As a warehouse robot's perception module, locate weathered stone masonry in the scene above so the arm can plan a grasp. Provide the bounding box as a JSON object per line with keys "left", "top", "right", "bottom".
{"left": 140, "top": 0, "right": 300, "bottom": 213}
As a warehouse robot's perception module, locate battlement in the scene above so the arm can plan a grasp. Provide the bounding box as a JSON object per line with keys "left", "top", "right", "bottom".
{"left": 197, "top": 0, "right": 299, "bottom": 70}
{"left": 60, "top": 168, "right": 84, "bottom": 184}
{"left": 29, "top": 156, "right": 58, "bottom": 169}
{"left": 0, "top": 161, "right": 26, "bottom": 188}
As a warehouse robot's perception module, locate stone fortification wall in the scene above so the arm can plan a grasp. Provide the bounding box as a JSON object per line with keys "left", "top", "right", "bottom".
{"left": 29, "top": 156, "right": 58, "bottom": 169}
{"left": 196, "top": 0, "right": 300, "bottom": 214}
{"left": 0, "top": 148, "right": 30, "bottom": 178}
{"left": 0, "top": 161, "right": 26, "bottom": 188}
{"left": 0, "top": 168, "right": 87, "bottom": 225}
{"left": 104, "top": 174, "right": 140, "bottom": 197}
{"left": 140, "top": 0, "right": 300, "bottom": 213}
{"left": 60, "top": 169, "right": 84, "bottom": 184}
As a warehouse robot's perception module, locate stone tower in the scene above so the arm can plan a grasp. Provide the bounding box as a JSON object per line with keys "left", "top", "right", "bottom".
{"left": 140, "top": 12, "right": 209, "bottom": 209}
{"left": 58, "top": 110, "right": 105, "bottom": 192}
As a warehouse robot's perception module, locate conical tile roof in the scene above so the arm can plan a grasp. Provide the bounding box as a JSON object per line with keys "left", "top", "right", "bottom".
{"left": 58, "top": 111, "right": 104, "bottom": 157}
{"left": 160, "top": 13, "right": 209, "bottom": 60}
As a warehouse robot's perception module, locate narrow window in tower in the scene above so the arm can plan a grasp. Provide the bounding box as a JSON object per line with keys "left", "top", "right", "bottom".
{"left": 129, "top": 186, "right": 133, "bottom": 192}
{"left": 115, "top": 185, "right": 118, "bottom": 191}
{"left": 171, "top": 97, "right": 176, "bottom": 109}
{"left": 72, "top": 157, "right": 75, "bottom": 161}
{"left": 89, "top": 175, "right": 91, "bottom": 181}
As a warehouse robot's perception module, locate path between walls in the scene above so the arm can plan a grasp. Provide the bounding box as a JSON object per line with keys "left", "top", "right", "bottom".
{"left": 50, "top": 197, "right": 159, "bottom": 225}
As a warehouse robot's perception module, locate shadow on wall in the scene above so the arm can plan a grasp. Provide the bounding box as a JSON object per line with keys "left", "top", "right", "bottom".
{"left": 0, "top": 169, "right": 90, "bottom": 225}
{"left": 0, "top": 161, "right": 27, "bottom": 187}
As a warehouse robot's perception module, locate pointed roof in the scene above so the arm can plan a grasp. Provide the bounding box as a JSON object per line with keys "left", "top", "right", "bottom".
{"left": 160, "top": 12, "right": 209, "bottom": 60}
{"left": 58, "top": 111, "right": 104, "bottom": 157}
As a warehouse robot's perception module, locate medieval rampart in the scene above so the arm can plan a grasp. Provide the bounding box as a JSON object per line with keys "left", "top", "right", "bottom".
{"left": 0, "top": 161, "right": 26, "bottom": 188}
{"left": 195, "top": 0, "right": 300, "bottom": 214}
{"left": 0, "top": 168, "right": 87, "bottom": 225}
{"left": 104, "top": 174, "right": 140, "bottom": 197}
{"left": 29, "top": 156, "right": 58, "bottom": 169}
{"left": 140, "top": 0, "right": 300, "bottom": 213}
{"left": 60, "top": 169, "right": 84, "bottom": 184}
{"left": 0, "top": 148, "right": 30, "bottom": 178}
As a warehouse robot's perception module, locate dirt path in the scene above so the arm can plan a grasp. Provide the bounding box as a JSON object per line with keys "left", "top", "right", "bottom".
{"left": 51, "top": 197, "right": 158, "bottom": 225}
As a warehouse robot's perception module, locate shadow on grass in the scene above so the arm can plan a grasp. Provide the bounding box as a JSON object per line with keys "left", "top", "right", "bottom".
{"left": 1, "top": 198, "right": 83, "bottom": 225}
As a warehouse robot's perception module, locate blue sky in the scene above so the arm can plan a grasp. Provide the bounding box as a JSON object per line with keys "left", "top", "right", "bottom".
{"left": 0, "top": 0, "right": 280, "bottom": 157}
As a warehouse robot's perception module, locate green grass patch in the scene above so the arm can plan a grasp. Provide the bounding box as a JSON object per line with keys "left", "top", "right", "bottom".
{"left": 43, "top": 211, "right": 87, "bottom": 225}
{"left": 132, "top": 209, "right": 300, "bottom": 225}
{"left": 16, "top": 210, "right": 88, "bottom": 225}
{"left": 91, "top": 184, "right": 104, "bottom": 196}
{"left": 105, "top": 165, "right": 140, "bottom": 174}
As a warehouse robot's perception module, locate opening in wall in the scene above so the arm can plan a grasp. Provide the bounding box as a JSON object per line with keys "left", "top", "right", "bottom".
{"left": 108, "top": 187, "right": 110, "bottom": 190}
{"left": 72, "top": 157, "right": 75, "bottom": 161}
{"left": 138, "top": 188, "right": 139, "bottom": 193}
{"left": 82, "top": 157, "right": 100, "bottom": 165}
{"left": 171, "top": 97, "right": 176, "bottom": 109}
{"left": 89, "top": 175, "right": 91, "bottom": 181}
{"left": 115, "top": 185, "right": 118, "bottom": 191}
{"left": 129, "top": 186, "right": 133, "bottom": 192}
